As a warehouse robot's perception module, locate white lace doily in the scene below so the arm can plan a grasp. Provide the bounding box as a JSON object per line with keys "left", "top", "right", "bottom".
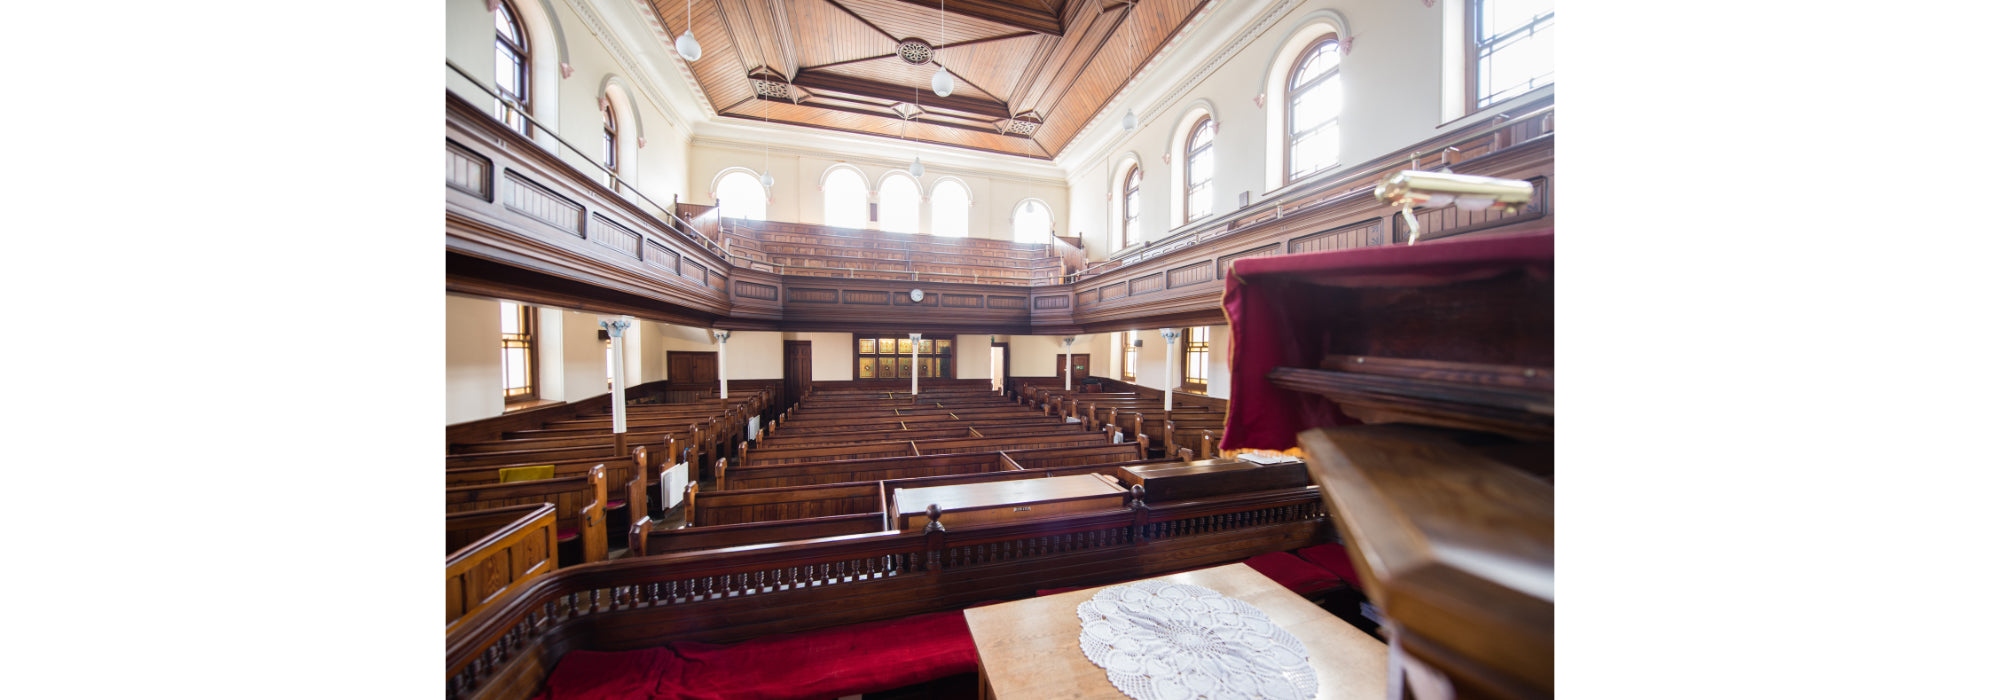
{"left": 1076, "top": 580, "right": 1316, "bottom": 700}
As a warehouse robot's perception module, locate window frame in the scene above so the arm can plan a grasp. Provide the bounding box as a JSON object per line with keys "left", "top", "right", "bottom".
{"left": 1284, "top": 33, "right": 1342, "bottom": 184}
{"left": 1466, "top": 0, "right": 1556, "bottom": 110}
{"left": 878, "top": 172, "right": 922, "bottom": 234}
{"left": 1180, "top": 326, "right": 1210, "bottom": 394}
{"left": 853, "top": 334, "right": 954, "bottom": 380}
{"left": 822, "top": 167, "right": 870, "bottom": 230}
{"left": 1121, "top": 331, "right": 1139, "bottom": 382}
{"left": 601, "top": 101, "right": 619, "bottom": 190}
{"left": 1184, "top": 117, "right": 1215, "bottom": 224}
{"left": 494, "top": 0, "right": 533, "bottom": 137}
{"left": 931, "top": 180, "right": 971, "bottom": 237}
{"left": 714, "top": 170, "right": 769, "bottom": 221}
{"left": 500, "top": 302, "right": 539, "bottom": 405}
{"left": 1120, "top": 164, "right": 1142, "bottom": 250}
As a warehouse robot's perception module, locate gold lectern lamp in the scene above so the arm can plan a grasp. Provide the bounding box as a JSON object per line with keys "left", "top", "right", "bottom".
{"left": 1373, "top": 170, "right": 1535, "bottom": 245}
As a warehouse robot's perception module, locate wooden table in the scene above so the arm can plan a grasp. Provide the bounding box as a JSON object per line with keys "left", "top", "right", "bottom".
{"left": 962, "top": 563, "right": 1388, "bottom": 700}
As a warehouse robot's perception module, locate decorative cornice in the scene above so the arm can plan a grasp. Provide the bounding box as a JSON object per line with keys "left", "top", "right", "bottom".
{"left": 616, "top": 0, "right": 718, "bottom": 117}
{"left": 690, "top": 135, "right": 1070, "bottom": 189}
{"left": 565, "top": 0, "right": 698, "bottom": 129}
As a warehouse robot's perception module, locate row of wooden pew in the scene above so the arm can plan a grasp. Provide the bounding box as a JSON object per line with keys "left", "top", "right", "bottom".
{"left": 1014, "top": 382, "right": 1230, "bottom": 460}
{"left": 444, "top": 390, "right": 776, "bottom": 631}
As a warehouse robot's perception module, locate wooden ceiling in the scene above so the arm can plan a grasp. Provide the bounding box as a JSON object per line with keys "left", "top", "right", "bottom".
{"left": 648, "top": 0, "right": 1212, "bottom": 159}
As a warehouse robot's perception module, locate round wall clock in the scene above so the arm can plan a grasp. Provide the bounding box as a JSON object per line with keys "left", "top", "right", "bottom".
{"left": 909, "top": 289, "right": 925, "bottom": 302}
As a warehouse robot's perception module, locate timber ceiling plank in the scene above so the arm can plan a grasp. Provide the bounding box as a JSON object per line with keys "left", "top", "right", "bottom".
{"left": 943, "top": 33, "right": 1046, "bottom": 105}
{"left": 790, "top": 0, "right": 901, "bottom": 69}
{"left": 839, "top": 0, "right": 1022, "bottom": 45}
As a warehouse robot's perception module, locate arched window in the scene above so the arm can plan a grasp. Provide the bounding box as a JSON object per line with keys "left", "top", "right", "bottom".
{"left": 1012, "top": 200, "right": 1052, "bottom": 244}
{"left": 715, "top": 171, "right": 767, "bottom": 220}
{"left": 1184, "top": 118, "right": 1215, "bottom": 223}
{"left": 1286, "top": 35, "right": 1342, "bottom": 182}
{"left": 823, "top": 168, "right": 868, "bottom": 229}
{"left": 494, "top": 0, "right": 532, "bottom": 136}
{"left": 601, "top": 103, "right": 619, "bottom": 190}
{"left": 931, "top": 180, "right": 970, "bottom": 237}
{"left": 879, "top": 173, "right": 921, "bottom": 234}
{"left": 1120, "top": 165, "right": 1142, "bottom": 249}
{"left": 1471, "top": 0, "right": 1555, "bottom": 108}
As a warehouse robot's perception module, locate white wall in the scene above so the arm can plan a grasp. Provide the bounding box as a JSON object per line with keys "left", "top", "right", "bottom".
{"left": 688, "top": 142, "right": 1069, "bottom": 242}
{"left": 1205, "top": 325, "right": 1233, "bottom": 399}
{"left": 561, "top": 310, "right": 607, "bottom": 402}
{"left": 782, "top": 332, "right": 855, "bottom": 382}
{"left": 446, "top": 295, "right": 503, "bottom": 424}
{"left": 955, "top": 335, "right": 993, "bottom": 381}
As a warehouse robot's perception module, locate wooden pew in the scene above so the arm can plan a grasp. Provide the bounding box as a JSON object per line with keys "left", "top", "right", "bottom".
{"left": 445, "top": 464, "right": 607, "bottom": 566}
{"left": 444, "top": 445, "right": 653, "bottom": 525}
{"left": 687, "top": 481, "right": 883, "bottom": 526}
{"left": 1165, "top": 415, "right": 1230, "bottom": 459}
{"left": 632, "top": 514, "right": 885, "bottom": 555}
{"left": 447, "top": 503, "right": 558, "bottom": 632}
{"left": 721, "top": 452, "right": 1006, "bottom": 490}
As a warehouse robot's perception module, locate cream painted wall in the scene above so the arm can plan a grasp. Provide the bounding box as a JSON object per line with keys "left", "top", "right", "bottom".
{"left": 1205, "top": 325, "right": 1233, "bottom": 400}
{"left": 688, "top": 142, "right": 1068, "bottom": 243}
{"left": 955, "top": 335, "right": 992, "bottom": 381}
{"left": 561, "top": 310, "right": 608, "bottom": 402}
{"left": 781, "top": 332, "right": 855, "bottom": 383}
{"left": 1066, "top": 0, "right": 1491, "bottom": 255}
{"left": 446, "top": 295, "right": 503, "bottom": 424}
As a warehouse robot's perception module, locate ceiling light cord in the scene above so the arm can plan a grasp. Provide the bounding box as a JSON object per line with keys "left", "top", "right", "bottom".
{"left": 931, "top": 0, "right": 954, "bottom": 97}
{"left": 676, "top": 0, "right": 702, "bottom": 61}
{"left": 1121, "top": 0, "right": 1136, "bottom": 132}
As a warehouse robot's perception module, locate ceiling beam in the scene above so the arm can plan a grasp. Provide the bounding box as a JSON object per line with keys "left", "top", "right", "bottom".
{"left": 887, "top": 0, "right": 1063, "bottom": 36}
{"left": 792, "top": 69, "right": 1013, "bottom": 120}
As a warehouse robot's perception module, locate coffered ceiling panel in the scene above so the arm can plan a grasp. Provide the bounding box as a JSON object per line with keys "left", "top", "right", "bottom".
{"left": 646, "top": 0, "right": 1214, "bottom": 161}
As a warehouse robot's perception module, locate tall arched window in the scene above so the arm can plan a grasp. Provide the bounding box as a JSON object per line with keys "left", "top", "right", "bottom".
{"left": 1471, "top": 0, "right": 1555, "bottom": 108}
{"left": 601, "top": 103, "right": 619, "bottom": 190}
{"left": 715, "top": 171, "right": 767, "bottom": 220}
{"left": 931, "top": 180, "right": 970, "bottom": 237}
{"left": 1012, "top": 200, "right": 1051, "bottom": 244}
{"left": 823, "top": 168, "right": 868, "bottom": 229}
{"left": 1120, "top": 165, "right": 1142, "bottom": 249}
{"left": 1286, "top": 35, "right": 1342, "bottom": 182}
{"left": 1184, "top": 118, "right": 1215, "bottom": 223}
{"left": 494, "top": 0, "right": 532, "bottom": 136}
{"left": 879, "top": 173, "right": 921, "bottom": 234}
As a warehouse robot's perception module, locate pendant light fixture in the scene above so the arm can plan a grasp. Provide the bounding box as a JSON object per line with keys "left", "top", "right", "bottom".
{"left": 907, "top": 84, "right": 925, "bottom": 177}
{"left": 931, "top": 0, "right": 954, "bottom": 97}
{"left": 1120, "top": 0, "right": 1136, "bottom": 132}
{"left": 675, "top": 0, "right": 702, "bottom": 62}
{"left": 759, "top": 93, "right": 775, "bottom": 187}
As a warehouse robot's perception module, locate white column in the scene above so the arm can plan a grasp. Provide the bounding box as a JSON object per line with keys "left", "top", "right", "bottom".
{"left": 1063, "top": 336, "right": 1075, "bottom": 391}
{"left": 601, "top": 318, "right": 632, "bottom": 435}
{"left": 910, "top": 333, "right": 922, "bottom": 395}
{"left": 1159, "top": 328, "right": 1181, "bottom": 412}
{"left": 712, "top": 329, "right": 731, "bottom": 399}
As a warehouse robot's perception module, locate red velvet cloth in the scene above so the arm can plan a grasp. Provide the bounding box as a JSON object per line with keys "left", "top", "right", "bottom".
{"left": 533, "top": 609, "right": 977, "bottom": 700}
{"left": 1296, "top": 543, "right": 1361, "bottom": 587}
{"left": 1219, "top": 230, "right": 1555, "bottom": 451}
{"left": 1242, "top": 552, "right": 1343, "bottom": 598}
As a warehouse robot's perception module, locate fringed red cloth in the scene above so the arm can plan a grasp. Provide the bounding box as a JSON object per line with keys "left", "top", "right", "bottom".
{"left": 1219, "top": 230, "right": 1555, "bottom": 451}
{"left": 534, "top": 609, "right": 977, "bottom": 700}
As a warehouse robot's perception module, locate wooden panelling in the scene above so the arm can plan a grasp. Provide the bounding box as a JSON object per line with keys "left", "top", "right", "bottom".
{"left": 588, "top": 214, "right": 642, "bottom": 259}
{"left": 735, "top": 281, "right": 779, "bottom": 301}
{"left": 1128, "top": 273, "right": 1163, "bottom": 296}
{"left": 1078, "top": 288, "right": 1099, "bottom": 306}
{"left": 844, "top": 290, "right": 891, "bottom": 305}
{"left": 1215, "top": 244, "right": 1282, "bottom": 280}
{"left": 893, "top": 292, "right": 940, "bottom": 307}
{"left": 1289, "top": 218, "right": 1383, "bottom": 254}
{"left": 502, "top": 171, "right": 584, "bottom": 236}
{"left": 941, "top": 293, "right": 984, "bottom": 308}
{"left": 1166, "top": 261, "right": 1212, "bottom": 289}
{"left": 684, "top": 260, "right": 708, "bottom": 286}
{"left": 644, "top": 240, "right": 681, "bottom": 274}
{"left": 788, "top": 287, "right": 841, "bottom": 304}
{"left": 1031, "top": 295, "right": 1068, "bottom": 310}
{"left": 1098, "top": 281, "right": 1128, "bottom": 301}
{"left": 446, "top": 139, "right": 491, "bottom": 200}
{"left": 989, "top": 295, "right": 1029, "bottom": 310}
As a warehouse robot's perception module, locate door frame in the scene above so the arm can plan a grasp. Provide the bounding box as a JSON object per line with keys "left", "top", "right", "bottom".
{"left": 991, "top": 341, "right": 1011, "bottom": 395}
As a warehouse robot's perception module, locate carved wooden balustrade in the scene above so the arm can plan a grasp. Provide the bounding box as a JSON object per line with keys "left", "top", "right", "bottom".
{"left": 445, "top": 485, "right": 1328, "bottom": 700}
{"left": 446, "top": 85, "right": 1551, "bottom": 333}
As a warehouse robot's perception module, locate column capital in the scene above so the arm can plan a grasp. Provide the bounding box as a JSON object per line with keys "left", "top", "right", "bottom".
{"left": 712, "top": 329, "right": 731, "bottom": 343}
{"left": 909, "top": 332, "right": 922, "bottom": 341}
{"left": 599, "top": 317, "right": 633, "bottom": 338}
{"left": 1158, "top": 328, "right": 1181, "bottom": 344}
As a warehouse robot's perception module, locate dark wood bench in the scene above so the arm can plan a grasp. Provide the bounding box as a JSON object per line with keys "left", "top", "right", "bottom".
{"left": 447, "top": 503, "right": 558, "bottom": 631}
{"left": 445, "top": 464, "right": 606, "bottom": 566}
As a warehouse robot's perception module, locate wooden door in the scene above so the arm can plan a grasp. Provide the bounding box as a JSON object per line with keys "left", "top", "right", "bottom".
{"left": 1058, "top": 354, "right": 1090, "bottom": 382}
{"left": 668, "top": 352, "right": 718, "bottom": 384}
{"left": 782, "top": 341, "right": 812, "bottom": 410}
